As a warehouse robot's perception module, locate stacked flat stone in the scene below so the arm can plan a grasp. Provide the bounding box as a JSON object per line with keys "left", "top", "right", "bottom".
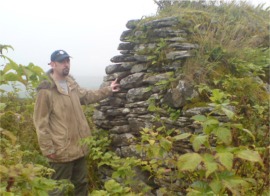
{"left": 93, "top": 16, "right": 230, "bottom": 194}
{"left": 93, "top": 16, "right": 209, "bottom": 157}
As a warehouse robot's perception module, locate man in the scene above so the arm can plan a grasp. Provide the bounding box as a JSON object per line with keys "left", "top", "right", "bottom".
{"left": 33, "top": 50, "right": 120, "bottom": 195}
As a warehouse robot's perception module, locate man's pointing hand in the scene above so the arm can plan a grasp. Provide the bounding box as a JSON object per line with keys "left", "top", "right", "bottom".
{"left": 110, "top": 78, "right": 121, "bottom": 92}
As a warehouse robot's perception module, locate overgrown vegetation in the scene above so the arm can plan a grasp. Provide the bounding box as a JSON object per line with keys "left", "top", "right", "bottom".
{"left": 81, "top": 129, "right": 152, "bottom": 195}
{"left": 0, "top": 0, "right": 269, "bottom": 195}
{"left": 0, "top": 45, "right": 59, "bottom": 194}
{"left": 138, "top": 89, "right": 269, "bottom": 195}
{"left": 133, "top": 0, "right": 269, "bottom": 195}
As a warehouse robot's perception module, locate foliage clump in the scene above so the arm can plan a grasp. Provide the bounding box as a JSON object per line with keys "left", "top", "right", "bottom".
{"left": 129, "top": 1, "right": 270, "bottom": 195}
{"left": 0, "top": 45, "right": 71, "bottom": 195}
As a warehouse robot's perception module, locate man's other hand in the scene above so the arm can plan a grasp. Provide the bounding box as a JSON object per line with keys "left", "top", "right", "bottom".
{"left": 47, "top": 154, "right": 56, "bottom": 159}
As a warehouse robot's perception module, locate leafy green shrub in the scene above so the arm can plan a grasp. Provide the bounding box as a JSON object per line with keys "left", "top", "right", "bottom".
{"left": 0, "top": 128, "right": 57, "bottom": 195}
{"left": 81, "top": 129, "right": 152, "bottom": 195}
{"left": 0, "top": 45, "right": 62, "bottom": 195}
{"left": 137, "top": 89, "right": 269, "bottom": 195}
{"left": 91, "top": 179, "right": 138, "bottom": 196}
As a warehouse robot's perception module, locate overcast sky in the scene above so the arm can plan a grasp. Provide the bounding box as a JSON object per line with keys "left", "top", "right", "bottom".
{"left": 0, "top": 0, "right": 269, "bottom": 85}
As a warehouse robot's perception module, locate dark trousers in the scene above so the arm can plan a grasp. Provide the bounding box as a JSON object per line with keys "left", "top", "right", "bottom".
{"left": 49, "top": 157, "right": 88, "bottom": 196}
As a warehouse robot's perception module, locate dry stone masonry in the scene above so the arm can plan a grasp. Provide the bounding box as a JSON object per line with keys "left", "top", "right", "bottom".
{"left": 93, "top": 17, "right": 205, "bottom": 155}
{"left": 93, "top": 16, "right": 226, "bottom": 193}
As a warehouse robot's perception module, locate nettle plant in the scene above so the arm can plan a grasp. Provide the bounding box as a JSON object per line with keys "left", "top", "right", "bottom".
{"left": 137, "top": 89, "right": 268, "bottom": 195}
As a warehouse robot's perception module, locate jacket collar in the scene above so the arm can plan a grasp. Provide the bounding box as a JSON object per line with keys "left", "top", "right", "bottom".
{"left": 37, "top": 69, "right": 78, "bottom": 94}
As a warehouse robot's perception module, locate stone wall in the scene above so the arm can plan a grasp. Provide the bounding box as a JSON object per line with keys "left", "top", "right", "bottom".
{"left": 92, "top": 16, "right": 224, "bottom": 193}
{"left": 93, "top": 16, "right": 206, "bottom": 154}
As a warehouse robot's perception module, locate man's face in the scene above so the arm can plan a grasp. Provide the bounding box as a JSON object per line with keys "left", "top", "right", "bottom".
{"left": 52, "top": 58, "right": 70, "bottom": 77}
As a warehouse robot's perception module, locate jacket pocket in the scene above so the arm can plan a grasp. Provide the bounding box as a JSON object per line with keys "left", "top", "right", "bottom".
{"left": 52, "top": 134, "right": 70, "bottom": 159}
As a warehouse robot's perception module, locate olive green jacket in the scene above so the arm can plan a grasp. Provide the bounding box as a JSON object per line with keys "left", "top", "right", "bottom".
{"left": 33, "top": 72, "right": 112, "bottom": 162}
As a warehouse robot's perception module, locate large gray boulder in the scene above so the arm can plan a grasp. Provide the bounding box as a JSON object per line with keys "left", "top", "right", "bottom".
{"left": 120, "top": 73, "right": 145, "bottom": 89}
{"left": 126, "top": 87, "right": 152, "bottom": 102}
{"left": 163, "top": 80, "right": 198, "bottom": 108}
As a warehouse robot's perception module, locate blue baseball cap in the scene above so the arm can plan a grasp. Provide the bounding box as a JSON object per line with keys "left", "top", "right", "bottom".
{"left": 49, "top": 50, "right": 71, "bottom": 64}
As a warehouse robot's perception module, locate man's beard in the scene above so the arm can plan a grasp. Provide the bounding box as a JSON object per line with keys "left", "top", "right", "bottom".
{"left": 62, "top": 68, "right": 70, "bottom": 76}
